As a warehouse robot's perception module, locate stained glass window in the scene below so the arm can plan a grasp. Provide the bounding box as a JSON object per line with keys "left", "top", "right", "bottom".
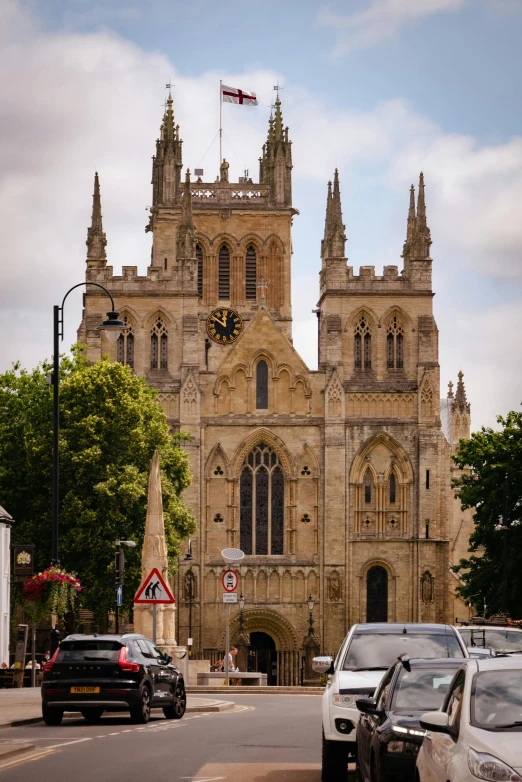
{"left": 387, "top": 333, "right": 394, "bottom": 368}
{"left": 160, "top": 333, "right": 168, "bottom": 369}
{"left": 240, "top": 468, "right": 253, "bottom": 555}
{"left": 218, "top": 245, "right": 230, "bottom": 300}
{"left": 196, "top": 244, "right": 203, "bottom": 298}
{"left": 396, "top": 333, "right": 403, "bottom": 368}
{"left": 117, "top": 317, "right": 134, "bottom": 368}
{"left": 126, "top": 332, "right": 134, "bottom": 369}
{"left": 239, "top": 444, "right": 284, "bottom": 555}
{"left": 354, "top": 333, "right": 362, "bottom": 369}
{"left": 364, "top": 333, "right": 372, "bottom": 369}
{"left": 387, "top": 316, "right": 404, "bottom": 369}
{"left": 117, "top": 333, "right": 124, "bottom": 364}
{"left": 246, "top": 245, "right": 257, "bottom": 300}
{"left": 355, "top": 316, "right": 371, "bottom": 369}
{"left": 364, "top": 471, "right": 372, "bottom": 504}
{"left": 389, "top": 472, "right": 396, "bottom": 504}
{"left": 256, "top": 360, "right": 268, "bottom": 409}
{"left": 150, "top": 317, "right": 168, "bottom": 370}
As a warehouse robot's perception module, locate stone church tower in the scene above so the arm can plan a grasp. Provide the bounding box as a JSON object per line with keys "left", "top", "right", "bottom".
{"left": 78, "top": 93, "right": 473, "bottom": 677}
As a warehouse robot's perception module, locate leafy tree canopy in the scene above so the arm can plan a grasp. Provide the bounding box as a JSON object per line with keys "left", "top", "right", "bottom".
{"left": 453, "top": 410, "right": 522, "bottom": 618}
{"left": 0, "top": 347, "right": 196, "bottom": 621}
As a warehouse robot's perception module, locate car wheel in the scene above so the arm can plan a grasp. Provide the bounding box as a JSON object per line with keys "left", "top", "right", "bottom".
{"left": 42, "top": 705, "right": 63, "bottom": 726}
{"left": 81, "top": 708, "right": 104, "bottom": 722}
{"left": 130, "top": 685, "right": 151, "bottom": 724}
{"left": 163, "top": 680, "right": 186, "bottom": 720}
{"left": 321, "top": 728, "right": 349, "bottom": 781}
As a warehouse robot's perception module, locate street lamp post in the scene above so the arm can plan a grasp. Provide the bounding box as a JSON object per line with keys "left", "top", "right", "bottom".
{"left": 238, "top": 592, "right": 245, "bottom": 636}
{"left": 303, "top": 594, "right": 320, "bottom": 686}
{"left": 306, "top": 594, "right": 315, "bottom": 636}
{"left": 52, "top": 283, "right": 123, "bottom": 566}
{"left": 114, "top": 539, "right": 136, "bottom": 633}
{"left": 183, "top": 540, "right": 194, "bottom": 656}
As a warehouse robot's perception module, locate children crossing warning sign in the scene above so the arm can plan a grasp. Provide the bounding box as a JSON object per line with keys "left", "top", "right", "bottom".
{"left": 134, "top": 567, "right": 175, "bottom": 604}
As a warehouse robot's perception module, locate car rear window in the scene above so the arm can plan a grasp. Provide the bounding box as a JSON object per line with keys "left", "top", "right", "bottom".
{"left": 459, "top": 628, "right": 522, "bottom": 652}
{"left": 56, "top": 641, "right": 122, "bottom": 662}
{"left": 391, "top": 667, "right": 460, "bottom": 711}
{"left": 342, "top": 632, "right": 463, "bottom": 670}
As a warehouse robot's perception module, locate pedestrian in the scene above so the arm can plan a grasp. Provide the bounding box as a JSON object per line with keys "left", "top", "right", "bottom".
{"left": 0, "top": 662, "right": 7, "bottom": 669}
{"left": 25, "top": 659, "right": 41, "bottom": 670}
{"left": 222, "top": 647, "right": 238, "bottom": 672}
{"left": 43, "top": 651, "right": 50, "bottom": 663}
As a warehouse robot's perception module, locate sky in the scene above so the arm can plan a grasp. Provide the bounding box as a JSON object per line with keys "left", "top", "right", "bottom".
{"left": 1, "top": 0, "right": 522, "bottom": 430}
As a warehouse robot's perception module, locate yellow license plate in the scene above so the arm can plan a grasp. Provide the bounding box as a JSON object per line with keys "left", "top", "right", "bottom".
{"left": 70, "top": 686, "right": 100, "bottom": 694}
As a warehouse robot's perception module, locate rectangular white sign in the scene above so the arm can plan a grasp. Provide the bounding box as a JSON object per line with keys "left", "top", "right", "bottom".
{"left": 223, "top": 592, "right": 238, "bottom": 603}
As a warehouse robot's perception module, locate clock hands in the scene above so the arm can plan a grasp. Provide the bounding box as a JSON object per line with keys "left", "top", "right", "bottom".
{"left": 210, "top": 314, "right": 227, "bottom": 328}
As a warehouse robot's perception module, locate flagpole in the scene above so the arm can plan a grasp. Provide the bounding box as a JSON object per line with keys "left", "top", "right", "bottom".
{"left": 219, "top": 79, "right": 223, "bottom": 168}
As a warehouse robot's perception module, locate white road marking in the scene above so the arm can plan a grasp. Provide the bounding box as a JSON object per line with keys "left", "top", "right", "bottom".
{"left": 47, "top": 737, "right": 92, "bottom": 748}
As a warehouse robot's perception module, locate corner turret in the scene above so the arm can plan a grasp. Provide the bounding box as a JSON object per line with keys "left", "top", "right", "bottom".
{"left": 449, "top": 371, "right": 471, "bottom": 450}
{"left": 321, "top": 169, "right": 346, "bottom": 263}
{"left": 151, "top": 93, "right": 183, "bottom": 208}
{"left": 86, "top": 172, "right": 107, "bottom": 268}
{"left": 259, "top": 96, "right": 292, "bottom": 207}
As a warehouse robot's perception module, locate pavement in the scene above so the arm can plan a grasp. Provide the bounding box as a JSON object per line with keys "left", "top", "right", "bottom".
{"left": 0, "top": 692, "right": 329, "bottom": 781}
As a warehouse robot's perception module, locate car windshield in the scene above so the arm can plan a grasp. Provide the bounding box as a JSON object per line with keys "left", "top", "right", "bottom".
{"left": 391, "top": 667, "right": 459, "bottom": 711}
{"left": 56, "top": 641, "right": 122, "bottom": 662}
{"left": 459, "top": 628, "right": 522, "bottom": 652}
{"left": 472, "top": 670, "right": 522, "bottom": 729}
{"left": 342, "top": 633, "right": 463, "bottom": 670}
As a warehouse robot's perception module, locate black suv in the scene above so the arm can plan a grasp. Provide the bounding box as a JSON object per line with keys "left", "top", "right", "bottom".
{"left": 41, "top": 633, "right": 186, "bottom": 726}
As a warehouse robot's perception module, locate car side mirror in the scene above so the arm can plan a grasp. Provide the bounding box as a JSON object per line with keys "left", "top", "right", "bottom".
{"left": 312, "top": 656, "right": 334, "bottom": 675}
{"left": 164, "top": 654, "right": 173, "bottom": 664}
{"left": 419, "top": 711, "right": 450, "bottom": 733}
{"left": 356, "top": 696, "right": 379, "bottom": 715}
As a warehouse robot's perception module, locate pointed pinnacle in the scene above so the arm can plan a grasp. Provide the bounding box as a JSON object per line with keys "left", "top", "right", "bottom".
{"left": 86, "top": 171, "right": 106, "bottom": 262}
{"left": 92, "top": 171, "right": 103, "bottom": 233}
{"left": 455, "top": 371, "right": 467, "bottom": 404}
{"left": 448, "top": 380, "right": 454, "bottom": 399}
{"left": 407, "top": 184, "right": 416, "bottom": 241}
{"left": 274, "top": 94, "right": 283, "bottom": 140}
{"left": 163, "top": 93, "right": 175, "bottom": 142}
{"left": 417, "top": 171, "right": 426, "bottom": 227}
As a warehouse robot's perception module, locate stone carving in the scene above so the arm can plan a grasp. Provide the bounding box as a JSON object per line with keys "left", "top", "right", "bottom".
{"left": 327, "top": 572, "right": 341, "bottom": 602}
{"left": 182, "top": 373, "right": 198, "bottom": 416}
{"left": 421, "top": 571, "right": 434, "bottom": 602}
{"left": 327, "top": 373, "right": 343, "bottom": 417}
{"left": 220, "top": 159, "right": 229, "bottom": 183}
{"left": 347, "top": 393, "right": 415, "bottom": 418}
{"left": 421, "top": 382, "right": 434, "bottom": 418}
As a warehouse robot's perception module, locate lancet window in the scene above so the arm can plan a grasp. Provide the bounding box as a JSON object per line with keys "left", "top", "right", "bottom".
{"left": 150, "top": 317, "right": 168, "bottom": 370}
{"left": 256, "top": 360, "right": 268, "bottom": 409}
{"left": 245, "top": 245, "right": 257, "bottom": 300}
{"left": 196, "top": 244, "right": 203, "bottom": 298}
{"left": 116, "top": 317, "right": 134, "bottom": 369}
{"left": 240, "top": 443, "right": 284, "bottom": 555}
{"left": 218, "top": 244, "right": 230, "bottom": 300}
{"left": 386, "top": 316, "right": 404, "bottom": 369}
{"left": 364, "top": 470, "right": 372, "bottom": 504}
{"left": 389, "top": 472, "right": 396, "bottom": 504}
{"left": 355, "top": 316, "right": 372, "bottom": 369}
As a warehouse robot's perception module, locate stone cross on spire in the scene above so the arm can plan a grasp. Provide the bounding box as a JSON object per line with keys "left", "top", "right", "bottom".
{"left": 86, "top": 171, "right": 107, "bottom": 268}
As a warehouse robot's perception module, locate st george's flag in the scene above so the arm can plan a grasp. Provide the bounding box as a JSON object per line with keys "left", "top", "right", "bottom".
{"left": 221, "top": 83, "right": 258, "bottom": 106}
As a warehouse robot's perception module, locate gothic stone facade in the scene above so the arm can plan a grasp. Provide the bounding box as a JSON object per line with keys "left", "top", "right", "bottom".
{"left": 78, "top": 95, "right": 474, "bottom": 655}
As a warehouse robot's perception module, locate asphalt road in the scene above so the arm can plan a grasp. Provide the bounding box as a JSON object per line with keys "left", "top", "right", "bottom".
{"left": 0, "top": 695, "right": 331, "bottom": 781}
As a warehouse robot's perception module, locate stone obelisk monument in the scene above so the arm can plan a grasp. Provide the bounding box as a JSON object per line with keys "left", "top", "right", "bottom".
{"left": 134, "top": 450, "right": 177, "bottom": 647}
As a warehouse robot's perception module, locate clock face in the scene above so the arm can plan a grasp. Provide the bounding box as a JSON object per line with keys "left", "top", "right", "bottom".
{"left": 206, "top": 308, "right": 243, "bottom": 345}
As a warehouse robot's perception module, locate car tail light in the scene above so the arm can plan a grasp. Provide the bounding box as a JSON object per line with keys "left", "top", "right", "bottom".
{"left": 118, "top": 646, "right": 140, "bottom": 673}
{"left": 43, "top": 648, "right": 60, "bottom": 674}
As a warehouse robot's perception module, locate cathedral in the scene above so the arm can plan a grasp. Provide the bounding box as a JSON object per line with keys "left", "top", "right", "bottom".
{"left": 78, "top": 93, "right": 474, "bottom": 677}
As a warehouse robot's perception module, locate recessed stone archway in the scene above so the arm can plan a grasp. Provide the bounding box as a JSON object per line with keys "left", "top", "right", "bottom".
{"left": 219, "top": 607, "right": 300, "bottom": 651}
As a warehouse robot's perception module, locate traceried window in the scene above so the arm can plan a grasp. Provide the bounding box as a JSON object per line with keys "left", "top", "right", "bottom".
{"left": 196, "top": 244, "right": 203, "bottom": 298}
{"left": 355, "top": 316, "right": 372, "bottom": 369}
{"left": 240, "top": 443, "right": 284, "bottom": 555}
{"left": 116, "top": 317, "right": 134, "bottom": 369}
{"left": 245, "top": 245, "right": 257, "bottom": 300}
{"left": 256, "top": 360, "right": 268, "bottom": 409}
{"left": 150, "top": 317, "right": 168, "bottom": 370}
{"left": 218, "top": 244, "right": 230, "bottom": 300}
{"left": 364, "top": 470, "right": 372, "bottom": 504}
{"left": 389, "top": 472, "right": 396, "bottom": 504}
{"left": 386, "top": 316, "right": 404, "bottom": 369}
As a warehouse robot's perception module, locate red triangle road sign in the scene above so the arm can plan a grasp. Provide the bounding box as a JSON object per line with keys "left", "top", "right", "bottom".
{"left": 134, "top": 567, "right": 175, "bottom": 604}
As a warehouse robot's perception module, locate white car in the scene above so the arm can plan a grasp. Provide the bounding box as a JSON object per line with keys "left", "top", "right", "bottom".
{"left": 417, "top": 657, "right": 522, "bottom": 782}
{"left": 312, "top": 623, "right": 468, "bottom": 781}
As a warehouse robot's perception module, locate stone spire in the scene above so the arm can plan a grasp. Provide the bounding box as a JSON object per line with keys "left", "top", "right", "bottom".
{"left": 259, "top": 95, "right": 292, "bottom": 207}
{"left": 454, "top": 371, "right": 469, "bottom": 411}
{"left": 86, "top": 172, "right": 107, "bottom": 268}
{"left": 449, "top": 371, "right": 471, "bottom": 449}
{"left": 176, "top": 169, "right": 196, "bottom": 282}
{"left": 150, "top": 93, "right": 183, "bottom": 208}
{"left": 407, "top": 184, "right": 416, "bottom": 243}
{"left": 402, "top": 173, "right": 432, "bottom": 264}
{"left": 321, "top": 169, "right": 346, "bottom": 262}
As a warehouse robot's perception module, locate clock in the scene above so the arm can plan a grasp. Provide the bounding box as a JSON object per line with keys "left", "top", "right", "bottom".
{"left": 206, "top": 308, "right": 243, "bottom": 345}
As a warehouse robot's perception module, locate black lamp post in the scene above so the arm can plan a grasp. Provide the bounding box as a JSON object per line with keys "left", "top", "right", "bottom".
{"left": 183, "top": 540, "right": 195, "bottom": 656}
{"left": 238, "top": 592, "right": 245, "bottom": 636}
{"left": 114, "top": 538, "right": 136, "bottom": 633}
{"left": 307, "top": 594, "right": 315, "bottom": 636}
{"left": 52, "top": 283, "right": 123, "bottom": 566}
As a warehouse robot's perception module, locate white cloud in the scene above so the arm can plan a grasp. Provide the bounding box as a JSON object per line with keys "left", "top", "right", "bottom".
{"left": 319, "top": 0, "right": 467, "bottom": 55}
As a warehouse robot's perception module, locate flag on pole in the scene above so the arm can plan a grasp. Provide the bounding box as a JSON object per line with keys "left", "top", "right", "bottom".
{"left": 221, "top": 84, "right": 258, "bottom": 106}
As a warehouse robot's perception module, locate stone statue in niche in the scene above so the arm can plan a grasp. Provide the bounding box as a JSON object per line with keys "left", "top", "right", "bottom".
{"left": 220, "top": 159, "right": 229, "bottom": 183}
{"left": 328, "top": 572, "right": 341, "bottom": 602}
{"left": 421, "top": 571, "right": 434, "bottom": 602}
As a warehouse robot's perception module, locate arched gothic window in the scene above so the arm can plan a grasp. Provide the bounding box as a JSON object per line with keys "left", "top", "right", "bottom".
{"left": 151, "top": 317, "right": 168, "bottom": 370}
{"left": 389, "top": 472, "right": 396, "bottom": 504}
{"left": 366, "top": 566, "right": 388, "bottom": 622}
{"left": 196, "top": 244, "right": 203, "bottom": 298}
{"left": 364, "top": 470, "right": 372, "bottom": 504}
{"left": 256, "top": 360, "right": 268, "bottom": 409}
{"left": 245, "top": 245, "right": 257, "bottom": 300}
{"left": 116, "top": 317, "right": 134, "bottom": 369}
{"left": 240, "top": 443, "right": 284, "bottom": 555}
{"left": 387, "top": 316, "right": 404, "bottom": 369}
{"left": 218, "top": 244, "right": 230, "bottom": 300}
{"left": 355, "top": 316, "right": 372, "bottom": 369}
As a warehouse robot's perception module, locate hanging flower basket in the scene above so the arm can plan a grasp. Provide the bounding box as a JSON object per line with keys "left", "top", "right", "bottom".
{"left": 23, "top": 567, "right": 82, "bottom": 624}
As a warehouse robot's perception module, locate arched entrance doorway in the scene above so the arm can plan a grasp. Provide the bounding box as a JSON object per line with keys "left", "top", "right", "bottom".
{"left": 248, "top": 632, "right": 277, "bottom": 685}
{"left": 366, "top": 566, "right": 388, "bottom": 622}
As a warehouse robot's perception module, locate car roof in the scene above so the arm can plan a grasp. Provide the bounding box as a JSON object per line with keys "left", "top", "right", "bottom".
{"left": 354, "top": 624, "right": 457, "bottom": 635}
{"left": 474, "top": 657, "right": 522, "bottom": 671}
{"left": 457, "top": 625, "right": 522, "bottom": 632}
{"left": 62, "top": 633, "right": 148, "bottom": 641}
{"left": 399, "top": 658, "right": 465, "bottom": 668}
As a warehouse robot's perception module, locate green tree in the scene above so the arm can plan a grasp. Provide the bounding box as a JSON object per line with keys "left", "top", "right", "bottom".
{"left": 452, "top": 410, "right": 522, "bottom": 618}
{"left": 0, "top": 348, "right": 196, "bottom": 622}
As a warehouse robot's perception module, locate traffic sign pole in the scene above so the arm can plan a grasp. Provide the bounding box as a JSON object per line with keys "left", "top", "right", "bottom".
{"left": 225, "top": 603, "right": 230, "bottom": 687}
{"left": 152, "top": 604, "right": 157, "bottom": 644}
